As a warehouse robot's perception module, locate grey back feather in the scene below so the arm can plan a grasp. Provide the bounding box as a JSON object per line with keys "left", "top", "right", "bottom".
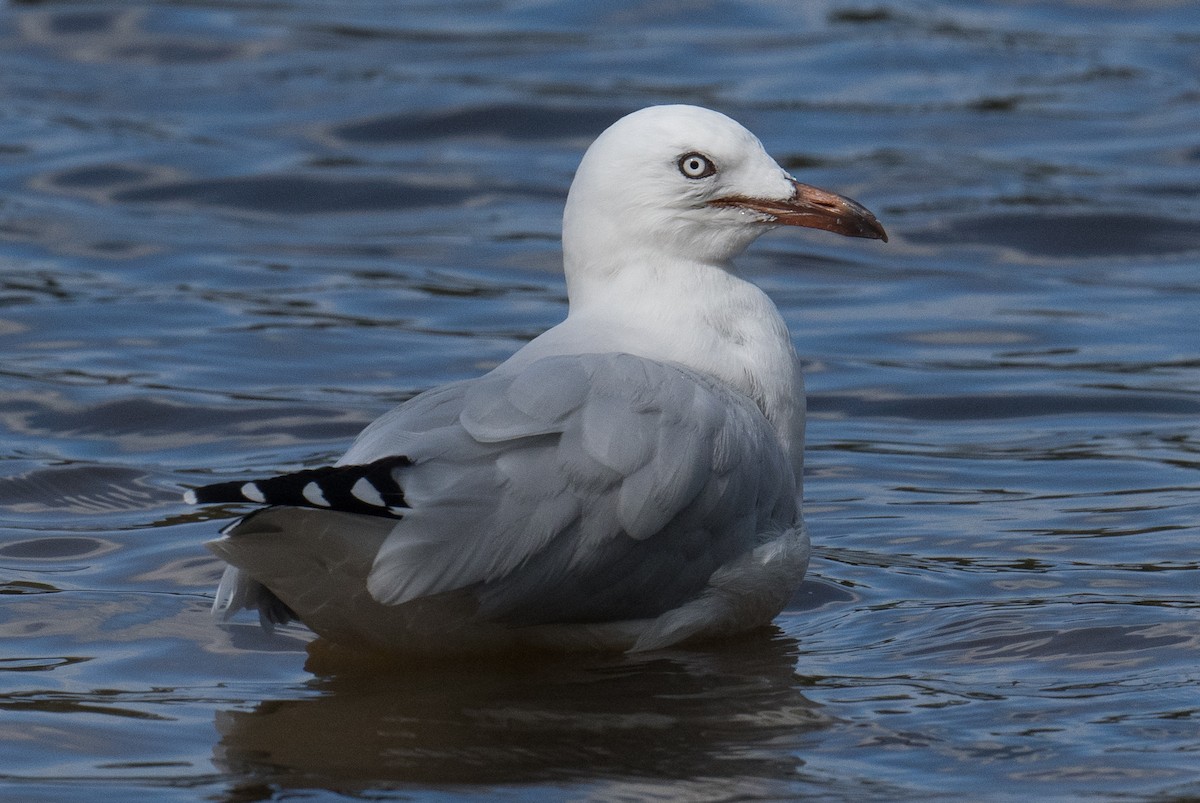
{"left": 339, "top": 352, "right": 797, "bottom": 624}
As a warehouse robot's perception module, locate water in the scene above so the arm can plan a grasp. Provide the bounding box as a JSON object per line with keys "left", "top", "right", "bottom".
{"left": 1, "top": 1, "right": 1198, "bottom": 799}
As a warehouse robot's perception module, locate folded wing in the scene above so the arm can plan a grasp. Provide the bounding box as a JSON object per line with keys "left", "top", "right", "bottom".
{"left": 204, "top": 352, "right": 798, "bottom": 631}
{"left": 345, "top": 353, "right": 798, "bottom": 623}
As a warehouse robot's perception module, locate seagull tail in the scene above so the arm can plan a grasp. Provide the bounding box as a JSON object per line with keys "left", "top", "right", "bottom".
{"left": 184, "top": 454, "right": 412, "bottom": 518}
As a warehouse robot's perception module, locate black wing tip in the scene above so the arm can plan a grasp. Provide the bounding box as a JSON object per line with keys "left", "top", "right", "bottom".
{"left": 184, "top": 479, "right": 263, "bottom": 506}
{"left": 184, "top": 455, "right": 413, "bottom": 519}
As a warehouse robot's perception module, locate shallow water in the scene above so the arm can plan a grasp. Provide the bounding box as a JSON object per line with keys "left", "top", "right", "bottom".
{"left": 1, "top": 1, "right": 1198, "bottom": 800}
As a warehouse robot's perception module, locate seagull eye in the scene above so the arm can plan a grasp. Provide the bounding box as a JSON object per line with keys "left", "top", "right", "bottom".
{"left": 678, "top": 152, "right": 716, "bottom": 179}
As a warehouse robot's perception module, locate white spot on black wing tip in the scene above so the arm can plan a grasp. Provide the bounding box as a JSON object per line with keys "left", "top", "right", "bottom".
{"left": 350, "top": 477, "right": 387, "bottom": 507}
{"left": 241, "top": 483, "right": 267, "bottom": 503}
{"left": 183, "top": 490, "right": 197, "bottom": 505}
{"left": 302, "top": 482, "right": 331, "bottom": 507}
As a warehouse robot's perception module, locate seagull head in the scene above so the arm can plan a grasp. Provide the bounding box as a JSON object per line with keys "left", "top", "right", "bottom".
{"left": 562, "top": 105, "right": 886, "bottom": 276}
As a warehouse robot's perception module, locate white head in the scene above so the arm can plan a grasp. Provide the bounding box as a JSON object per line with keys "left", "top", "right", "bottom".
{"left": 562, "top": 105, "right": 885, "bottom": 285}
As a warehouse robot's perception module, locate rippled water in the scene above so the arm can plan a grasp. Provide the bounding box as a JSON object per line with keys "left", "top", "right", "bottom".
{"left": 1, "top": 1, "right": 1198, "bottom": 800}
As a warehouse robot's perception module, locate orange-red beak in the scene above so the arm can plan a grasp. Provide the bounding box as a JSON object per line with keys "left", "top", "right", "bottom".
{"left": 709, "top": 179, "right": 888, "bottom": 242}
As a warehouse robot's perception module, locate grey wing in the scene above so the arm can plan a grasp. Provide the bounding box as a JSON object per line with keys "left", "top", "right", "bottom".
{"left": 355, "top": 352, "right": 798, "bottom": 625}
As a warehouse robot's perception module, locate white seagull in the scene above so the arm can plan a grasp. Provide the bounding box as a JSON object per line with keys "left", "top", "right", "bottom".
{"left": 185, "top": 104, "right": 886, "bottom": 655}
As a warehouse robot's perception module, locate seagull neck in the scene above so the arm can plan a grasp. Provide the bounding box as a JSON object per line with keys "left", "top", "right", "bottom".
{"left": 564, "top": 248, "right": 751, "bottom": 338}
{"left": 565, "top": 246, "right": 736, "bottom": 302}
{"left": 557, "top": 249, "right": 804, "bottom": 470}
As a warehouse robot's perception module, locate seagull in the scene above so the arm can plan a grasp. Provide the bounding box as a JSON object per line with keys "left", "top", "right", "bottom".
{"left": 185, "top": 105, "right": 886, "bottom": 655}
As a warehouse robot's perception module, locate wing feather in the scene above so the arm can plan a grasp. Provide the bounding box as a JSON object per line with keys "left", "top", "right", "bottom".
{"left": 361, "top": 352, "right": 796, "bottom": 621}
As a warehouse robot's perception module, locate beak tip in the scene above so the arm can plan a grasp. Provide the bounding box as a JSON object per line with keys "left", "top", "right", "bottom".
{"left": 849, "top": 199, "right": 888, "bottom": 243}
{"left": 848, "top": 212, "right": 888, "bottom": 243}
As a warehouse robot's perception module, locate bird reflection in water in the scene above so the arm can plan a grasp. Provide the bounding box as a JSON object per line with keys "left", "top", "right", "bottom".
{"left": 214, "top": 630, "right": 827, "bottom": 796}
